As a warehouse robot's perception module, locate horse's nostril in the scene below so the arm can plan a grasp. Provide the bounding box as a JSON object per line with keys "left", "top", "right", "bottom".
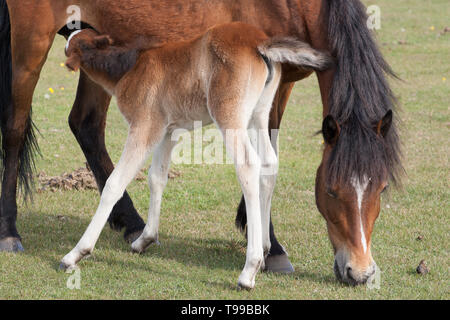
{"left": 345, "top": 266, "right": 358, "bottom": 284}
{"left": 345, "top": 266, "right": 352, "bottom": 276}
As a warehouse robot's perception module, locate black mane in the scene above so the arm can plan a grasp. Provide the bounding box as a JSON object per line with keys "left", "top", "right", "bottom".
{"left": 325, "top": 0, "right": 403, "bottom": 188}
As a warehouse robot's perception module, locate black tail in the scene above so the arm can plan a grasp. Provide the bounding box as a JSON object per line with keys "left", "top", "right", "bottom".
{"left": 0, "top": 0, "right": 40, "bottom": 200}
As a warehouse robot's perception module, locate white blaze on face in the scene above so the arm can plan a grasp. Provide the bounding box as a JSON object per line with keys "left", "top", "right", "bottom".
{"left": 351, "top": 176, "right": 369, "bottom": 253}
{"left": 65, "top": 30, "right": 83, "bottom": 53}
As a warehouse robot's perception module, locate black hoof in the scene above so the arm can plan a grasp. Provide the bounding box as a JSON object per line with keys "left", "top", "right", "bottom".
{"left": 263, "top": 253, "right": 295, "bottom": 274}
{"left": 0, "top": 237, "right": 24, "bottom": 253}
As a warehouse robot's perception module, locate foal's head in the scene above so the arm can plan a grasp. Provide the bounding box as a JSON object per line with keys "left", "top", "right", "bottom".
{"left": 315, "top": 110, "right": 397, "bottom": 286}
{"left": 65, "top": 29, "right": 138, "bottom": 87}
{"left": 65, "top": 29, "right": 113, "bottom": 71}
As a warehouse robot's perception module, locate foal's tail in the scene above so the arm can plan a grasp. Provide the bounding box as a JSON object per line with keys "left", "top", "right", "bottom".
{"left": 0, "top": 0, "right": 39, "bottom": 200}
{"left": 258, "top": 37, "right": 334, "bottom": 72}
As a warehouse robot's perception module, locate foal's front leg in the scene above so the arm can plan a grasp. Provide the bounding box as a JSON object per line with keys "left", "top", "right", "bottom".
{"left": 60, "top": 126, "right": 157, "bottom": 270}
{"left": 69, "top": 71, "right": 146, "bottom": 243}
{"left": 131, "top": 134, "right": 177, "bottom": 253}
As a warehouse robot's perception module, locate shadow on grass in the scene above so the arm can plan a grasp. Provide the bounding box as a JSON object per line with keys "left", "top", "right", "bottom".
{"left": 290, "top": 270, "right": 337, "bottom": 285}
{"left": 21, "top": 209, "right": 244, "bottom": 270}
{"left": 19, "top": 208, "right": 337, "bottom": 288}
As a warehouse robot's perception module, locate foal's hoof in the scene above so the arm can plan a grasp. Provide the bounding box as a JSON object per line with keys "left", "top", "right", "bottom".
{"left": 59, "top": 261, "right": 74, "bottom": 272}
{"left": 131, "top": 237, "right": 159, "bottom": 254}
{"left": 0, "top": 237, "right": 24, "bottom": 253}
{"left": 263, "top": 253, "right": 295, "bottom": 274}
{"left": 59, "top": 249, "right": 90, "bottom": 271}
{"left": 237, "top": 279, "right": 255, "bottom": 291}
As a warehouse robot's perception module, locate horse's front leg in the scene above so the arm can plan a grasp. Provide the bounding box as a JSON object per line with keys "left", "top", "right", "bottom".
{"left": 0, "top": 11, "right": 55, "bottom": 252}
{"left": 68, "top": 71, "right": 145, "bottom": 242}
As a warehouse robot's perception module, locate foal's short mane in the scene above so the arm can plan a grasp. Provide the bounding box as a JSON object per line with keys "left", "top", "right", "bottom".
{"left": 325, "top": 0, "right": 403, "bottom": 189}
{"left": 80, "top": 44, "right": 139, "bottom": 81}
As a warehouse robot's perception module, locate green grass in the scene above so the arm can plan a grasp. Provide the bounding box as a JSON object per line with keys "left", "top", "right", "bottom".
{"left": 0, "top": 0, "right": 448, "bottom": 299}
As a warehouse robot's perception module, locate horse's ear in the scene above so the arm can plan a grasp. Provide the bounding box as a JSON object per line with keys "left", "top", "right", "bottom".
{"left": 93, "top": 35, "right": 113, "bottom": 49}
{"left": 322, "top": 115, "right": 340, "bottom": 145}
{"left": 65, "top": 54, "right": 80, "bottom": 72}
{"left": 376, "top": 110, "right": 393, "bottom": 138}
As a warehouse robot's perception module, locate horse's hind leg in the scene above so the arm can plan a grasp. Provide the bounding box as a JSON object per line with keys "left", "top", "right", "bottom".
{"left": 60, "top": 121, "right": 164, "bottom": 269}
{"left": 131, "top": 133, "right": 177, "bottom": 253}
{"left": 68, "top": 71, "right": 145, "bottom": 242}
{"left": 0, "top": 12, "right": 55, "bottom": 251}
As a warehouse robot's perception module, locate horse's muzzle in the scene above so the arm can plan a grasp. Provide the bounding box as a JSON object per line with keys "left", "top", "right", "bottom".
{"left": 334, "top": 259, "right": 377, "bottom": 286}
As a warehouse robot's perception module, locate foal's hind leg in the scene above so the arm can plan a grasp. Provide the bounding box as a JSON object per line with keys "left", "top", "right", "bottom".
{"left": 60, "top": 123, "right": 163, "bottom": 269}
{"left": 249, "top": 78, "right": 281, "bottom": 263}
{"left": 222, "top": 128, "right": 263, "bottom": 290}
{"left": 69, "top": 71, "right": 145, "bottom": 242}
{"left": 236, "top": 81, "right": 295, "bottom": 273}
{"left": 131, "top": 133, "right": 177, "bottom": 253}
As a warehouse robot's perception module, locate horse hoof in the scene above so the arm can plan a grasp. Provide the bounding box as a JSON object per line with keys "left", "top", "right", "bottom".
{"left": 263, "top": 253, "right": 295, "bottom": 274}
{"left": 59, "top": 261, "right": 70, "bottom": 271}
{"left": 125, "top": 230, "right": 143, "bottom": 243}
{"left": 237, "top": 280, "right": 254, "bottom": 291}
{"left": 237, "top": 284, "right": 253, "bottom": 291}
{"left": 0, "top": 237, "right": 24, "bottom": 252}
{"left": 131, "top": 237, "right": 159, "bottom": 254}
{"left": 59, "top": 260, "right": 79, "bottom": 272}
{"left": 131, "top": 243, "right": 143, "bottom": 254}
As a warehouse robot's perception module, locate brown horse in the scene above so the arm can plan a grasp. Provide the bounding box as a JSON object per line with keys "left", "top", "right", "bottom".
{"left": 0, "top": 0, "right": 402, "bottom": 285}
{"left": 60, "top": 25, "right": 332, "bottom": 289}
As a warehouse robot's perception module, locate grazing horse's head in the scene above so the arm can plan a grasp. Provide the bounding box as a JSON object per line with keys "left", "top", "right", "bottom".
{"left": 315, "top": 110, "right": 398, "bottom": 286}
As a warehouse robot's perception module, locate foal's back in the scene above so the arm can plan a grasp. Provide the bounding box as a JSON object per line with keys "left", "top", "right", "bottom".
{"left": 116, "top": 22, "right": 271, "bottom": 127}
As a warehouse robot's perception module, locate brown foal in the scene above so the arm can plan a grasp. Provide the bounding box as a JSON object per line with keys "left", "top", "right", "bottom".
{"left": 59, "top": 24, "right": 332, "bottom": 289}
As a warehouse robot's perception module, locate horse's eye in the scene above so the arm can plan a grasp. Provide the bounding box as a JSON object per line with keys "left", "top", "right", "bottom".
{"left": 327, "top": 190, "right": 338, "bottom": 199}
{"left": 381, "top": 184, "right": 389, "bottom": 193}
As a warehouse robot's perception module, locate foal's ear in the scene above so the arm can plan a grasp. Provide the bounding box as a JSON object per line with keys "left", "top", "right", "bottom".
{"left": 93, "top": 35, "right": 114, "bottom": 49}
{"left": 376, "top": 110, "right": 393, "bottom": 138}
{"left": 65, "top": 54, "right": 80, "bottom": 72}
{"left": 322, "top": 115, "right": 340, "bottom": 145}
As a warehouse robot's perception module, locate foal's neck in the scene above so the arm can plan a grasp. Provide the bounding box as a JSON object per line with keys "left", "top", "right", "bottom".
{"left": 81, "top": 46, "right": 140, "bottom": 93}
